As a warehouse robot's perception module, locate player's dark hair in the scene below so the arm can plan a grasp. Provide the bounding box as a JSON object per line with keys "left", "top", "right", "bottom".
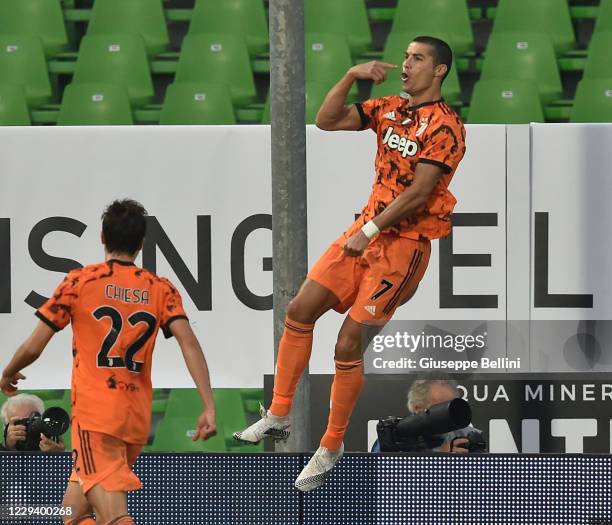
{"left": 101, "top": 199, "right": 147, "bottom": 255}
{"left": 412, "top": 36, "right": 453, "bottom": 83}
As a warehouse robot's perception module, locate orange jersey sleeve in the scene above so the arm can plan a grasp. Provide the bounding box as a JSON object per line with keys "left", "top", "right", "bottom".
{"left": 356, "top": 98, "right": 387, "bottom": 131}
{"left": 158, "top": 277, "right": 188, "bottom": 338}
{"left": 36, "top": 268, "right": 82, "bottom": 331}
{"left": 418, "top": 113, "right": 465, "bottom": 174}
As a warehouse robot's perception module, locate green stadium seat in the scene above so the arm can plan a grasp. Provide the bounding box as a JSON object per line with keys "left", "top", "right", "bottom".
{"left": 491, "top": 0, "right": 574, "bottom": 56}
{"left": 176, "top": 34, "right": 256, "bottom": 107}
{"left": 151, "top": 416, "right": 227, "bottom": 452}
{"left": 87, "top": 0, "right": 169, "bottom": 56}
{"left": 240, "top": 389, "right": 264, "bottom": 415}
{"left": 165, "top": 389, "right": 202, "bottom": 417}
{"left": 390, "top": 0, "right": 474, "bottom": 56}
{"left": 305, "top": 0, "right": 372, "bottom": 56}
{"left": 72, "top": 35, "right": 154, "bottom": 106}
{"left": 160, "top": 82, "right": 236, "bottom": 125}
{"left": 371, "top": 31, "right": 461, "bottom": 103}
{"left": 468, "top": 79, "right": 543, "bottom": 124}
{"left": 480, "top": 32, "right": 562, "bottom": 104}
{"left": 306, "top": 33, "right": 356, "bottom": 97}
{"left": 583, "top": 32, "right": 612, "bottom": 79}
{"left": 0, "top": 35, "right": 51, "bottom": 107}
{"left": 213, "top": 389, "right": 247, "bottom": 435}
{"left": 57, "top": 83, "right": 133, "bottom": 125}
{"left": 189, "top": 0, "right": 269, "bottom": 57}
{"left": 261, "top": 81, "right": 330, "bottom": 124}
{"left": 570, "top": 79, "right": 612, "bottom": 123}
{"left": 594, "top": 0, "right": 612, "bottom": 34}
{"left": 0, "top": 0, "right": 68, "bottom": 57}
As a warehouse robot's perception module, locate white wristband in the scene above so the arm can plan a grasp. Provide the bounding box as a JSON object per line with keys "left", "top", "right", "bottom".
{"left": 361, "top": 220, "right": 380, "bottom": 240}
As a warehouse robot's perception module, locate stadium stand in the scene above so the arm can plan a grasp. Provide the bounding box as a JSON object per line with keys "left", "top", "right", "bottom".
{"left": 0, "top": 0, "right": 608, "bottom": 125}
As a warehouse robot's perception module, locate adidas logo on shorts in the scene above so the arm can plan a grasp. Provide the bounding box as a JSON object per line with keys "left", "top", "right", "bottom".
{"left": 364, "top": 305, "right": 376, "bottom": 316}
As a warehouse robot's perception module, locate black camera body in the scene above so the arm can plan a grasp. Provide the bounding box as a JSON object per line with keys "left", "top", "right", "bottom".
{"left": 8, "top": 407, "right": 70, "bottom": 451}
{"left": 461, "top": 430, "right": 487, "bottom": 453}
{"left": 377, "top": 398, "right": 487, "bottom": 453}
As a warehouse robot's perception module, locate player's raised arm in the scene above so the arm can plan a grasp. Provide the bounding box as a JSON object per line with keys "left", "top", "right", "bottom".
{"left": 170, "top": 319, "right": 217, "bottom": 441}
{"left": 0, "top": 321, "right": 55, "bottom": 395}
{"left": 315, "top": 61, "right": 397, "bottom": 131}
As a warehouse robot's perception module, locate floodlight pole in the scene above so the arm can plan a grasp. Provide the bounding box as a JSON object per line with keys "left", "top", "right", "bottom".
{"left": 269, "top": 0, "right": 311, "bottom": 452}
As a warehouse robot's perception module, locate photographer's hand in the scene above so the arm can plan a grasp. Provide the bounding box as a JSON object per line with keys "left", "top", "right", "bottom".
{"left": 39, "top": 434, "right": 66, "bottom": 453}
{"left": 450, "top": 437, "right": 469, "bottom": 454}
{"left": 5, "top": 416, "right": 27, "bottom": 450}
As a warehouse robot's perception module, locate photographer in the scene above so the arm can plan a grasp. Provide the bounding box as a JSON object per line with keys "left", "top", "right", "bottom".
{"left": 372, "top": 378, "right": 480, "bottom": 453}
{"left": 1, "top": 394, "right": 65, "bottom": 452}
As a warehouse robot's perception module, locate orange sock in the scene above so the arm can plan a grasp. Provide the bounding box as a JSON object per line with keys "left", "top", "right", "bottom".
{"left": 270, "top": 318, "right": 315, "bottom": 416}
{"left": 320, "top": 358, "right": 364, "bottom": 451}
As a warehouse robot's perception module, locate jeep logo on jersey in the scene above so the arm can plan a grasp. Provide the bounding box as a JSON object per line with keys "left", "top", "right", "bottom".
{"left": 382, "top": 127, "right": 418, "bottom": 158}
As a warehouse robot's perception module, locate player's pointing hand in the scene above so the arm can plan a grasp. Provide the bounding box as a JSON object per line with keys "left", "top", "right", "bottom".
{"left": 348, "top": 61, "right": 398, "bottom": 85}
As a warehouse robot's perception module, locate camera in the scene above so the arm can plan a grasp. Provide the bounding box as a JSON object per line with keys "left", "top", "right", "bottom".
{"left": 459, "top": 430, "right": 487, "bottom": 453}
{"left": 8, "top": 407, "right": 70, "bottom": 451}
{"left": 377, "top": 398, "right": 486, "bottom": 453}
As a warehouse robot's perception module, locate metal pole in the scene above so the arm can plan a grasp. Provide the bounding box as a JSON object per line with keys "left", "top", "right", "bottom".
{"left": 269, "top": 0, "right": 310, "bottom": 452}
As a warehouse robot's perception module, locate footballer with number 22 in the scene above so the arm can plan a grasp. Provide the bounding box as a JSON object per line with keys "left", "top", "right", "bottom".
{"left": 1, "top": 200, "right": 217, "bottom": 525}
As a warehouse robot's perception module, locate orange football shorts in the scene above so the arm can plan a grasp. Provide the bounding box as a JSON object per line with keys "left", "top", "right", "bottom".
{"left": 69, "top": 422, "right": 143, "bottom": 495}
{"left": 308, "top": 219, "right": 431, "bottom": 324}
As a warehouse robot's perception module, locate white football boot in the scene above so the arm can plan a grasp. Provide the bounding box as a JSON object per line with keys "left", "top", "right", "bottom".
{"left": 233, "top": 404, "right": 291, "bottom": 444}
{"left": 294, "top": 442, "right": 344, "bottom": 492}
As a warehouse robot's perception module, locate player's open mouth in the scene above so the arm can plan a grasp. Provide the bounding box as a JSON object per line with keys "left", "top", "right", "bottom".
{"left": 401, "top": 73, "right": 409, "bottom": 82}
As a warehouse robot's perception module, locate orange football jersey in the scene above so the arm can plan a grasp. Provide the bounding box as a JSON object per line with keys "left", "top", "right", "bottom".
{"left": 356, "top": 96, "right": 466, "bottom": 240}
{"left": 36, "top": 259, "right": 188, "bottom": 444}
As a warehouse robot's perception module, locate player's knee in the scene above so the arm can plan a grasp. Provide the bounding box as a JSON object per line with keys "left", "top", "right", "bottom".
{"left": 334, "top": 334, "right": 361, "bottom": 362}
{"left": 286, "top": 296, "right": 316, "bottom": 325}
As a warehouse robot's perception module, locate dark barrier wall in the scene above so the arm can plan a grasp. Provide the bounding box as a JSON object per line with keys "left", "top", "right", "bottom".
{"left": 265, "top": 374, "right": 612, "bottom": 453}
{"left": 1, "top": 453, "right": 611, "bottom": 525}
